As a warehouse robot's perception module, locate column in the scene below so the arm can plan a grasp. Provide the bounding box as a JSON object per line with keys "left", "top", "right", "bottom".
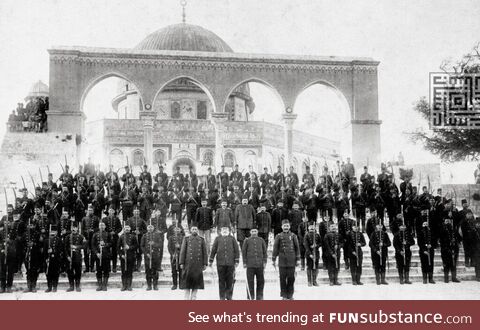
{"left": 282, "top": 113, "right": 297, "bottom": 170}
{"left": 211, "top": 112, "right": 229, "bottom": 172}
{"left": 139, "top": 110, "right": 157, "bottom": 171}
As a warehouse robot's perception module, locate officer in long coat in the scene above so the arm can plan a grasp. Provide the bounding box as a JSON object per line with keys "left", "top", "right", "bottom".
{"left": 179, "top": 226, "right": 208, "bottom": 300}
{"left": 141, "top": 224, "right": 163, "bottom": 290}
{"left": 418, "top": 215, "right": 437, "bottom": 284}
{"left": 242, "top": 228, "right": 267, "bottom": 300}
{"left": 255, "top": 204, "right": 271, "bottom": 246}
{"left": 272, "top": 220, "right": 300, "bottom": 300}
{"left": 209, "top": 226, "right": 240, "bottom": 300}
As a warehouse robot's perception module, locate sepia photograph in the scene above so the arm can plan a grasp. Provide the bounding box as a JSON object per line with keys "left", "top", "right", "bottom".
{"left": 0, "top": 0, "right": 479, "bottom": 308}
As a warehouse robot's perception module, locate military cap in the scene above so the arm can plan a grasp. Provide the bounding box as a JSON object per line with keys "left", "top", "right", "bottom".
{"left": 281, "top": 219, "right": 290, "bottom": 225}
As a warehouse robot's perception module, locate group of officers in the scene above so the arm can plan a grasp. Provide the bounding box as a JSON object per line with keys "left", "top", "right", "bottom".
{"left": 1, "top": 158, "right": 480, "bottom": 300}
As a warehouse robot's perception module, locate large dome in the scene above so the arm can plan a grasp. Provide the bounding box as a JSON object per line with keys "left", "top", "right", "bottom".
{"left": 134, "top": 23, "right": 233, "bottom": 52}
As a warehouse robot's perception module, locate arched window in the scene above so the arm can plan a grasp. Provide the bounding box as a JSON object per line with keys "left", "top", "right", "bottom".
{"left": 133, "top": 149, "right": 144, "bottom": 166}
{"left": 224, "top": 151, "right": 235, "bottom": 168}
{"left": 203, "top": 150, "right": 214, "bottom": 166}
{"left": 244, "top": 150, "right": 256, "bottom": 171}
{"left": 154, "top": 149, "right": 166, "bottom": 164}
{"left": 109, "top": 149, "right": 124, "bottom": 169}
{"left": 171, "top": 101, "right": 181, "bottom": 119}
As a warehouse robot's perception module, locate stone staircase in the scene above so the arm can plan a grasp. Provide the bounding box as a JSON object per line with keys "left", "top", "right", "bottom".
{"left": 9, "top": 225, "right": 478, "bottom": 291}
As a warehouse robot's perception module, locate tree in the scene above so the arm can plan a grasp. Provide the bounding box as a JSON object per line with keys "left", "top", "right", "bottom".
{"left": 409, "top": 43, "right": 480, "bottom": 162}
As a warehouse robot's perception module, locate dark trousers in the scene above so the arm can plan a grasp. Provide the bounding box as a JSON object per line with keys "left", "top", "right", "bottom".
{"left": 46, "top": 259, "right": 61, "bottom": 289}
{"left": 371, "top": 249, "right": 388, "bottom": 272}
{"left": 419, "top": 248, "right": 435, "bottom": 273}
{"left": 67, "top": 261, "right": 82, "bottom": 287}
{"left": 217, "top": 265, "right": 235, "bottom": 300}
{"left": 395, "top": 250, "right": 412, "bottom": 273}
{"left": 135, "top": 234, "right": 143, "bottom": 271}
{"left": 278, "top": 266, "right": 295, "bottom": 299}
{"left": 120, "top": 255, "right": 135, "bottom": 287}
{"left": 95, "top": 257, "right": 111, "bottom": 280}
{"left": 170, "top": 254, "right": 180, "bottom": 286}
{"left": 349, "top": 254, "right": 362, "bottom": 281}
{"left": 144, "top": 255, "right": 159, "bottom": 286}
{"left": 0, "top": 254, "right": 16, "bottom": 289}
{"left": 306, "top": 209, "right": 317, "bottom": 222}
{"left": 109, "top": 234, "right": 119, "bottom": 271}
{"left": 441, "top": 248, "right": 458, "bottom": 273}
{"left": 306, "top": 256, "right": 319, "bottom": 270}
{"left": 236, "top": 228, "right": 251, "bottom": 248}
{"left": 186, "top": 206, "right": 196, "bottom": 228}
{"left": 246, "top": 267, "right": 264, "bottom": 300}
{"left": 258, "top": 232, "right": 269, "bottom": 247}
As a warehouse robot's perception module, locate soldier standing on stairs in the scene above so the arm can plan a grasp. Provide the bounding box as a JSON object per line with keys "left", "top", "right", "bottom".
{"left": 418, "top": 212, "right": 436, "bottom": 284}
{"left": 92, "top": 222, "right": 112, "bottom": 291}
{"left": 118, "top": 224, "right": 138, "bottom": 291}
{"left": 304, "top": 223, "right": 321, "bottom": 286}
{"left": 393, "top": 223, "right": 414, "bottom": 284}
{"left": 324, "top": 222, "right": 342, "bottom": 286}
{"left": 345, "top": 223, "right": 366, "bottom": 285}
{"left": 44, "top": 226, "right": 63, "bottom": 292}
{"left": 65, "top": 225, "right": 85, "bottom": 292}
{"left": 369, "top": 223, "right": 391, "bottom": 285}
{"left": 167, "top": 216, "right": 185, "bottom": 290}
{"left": 141, "top": 224, "right": 162, "bottom": 291}
{"left": 440, "top": 217, "right": 461, "bottom": 283}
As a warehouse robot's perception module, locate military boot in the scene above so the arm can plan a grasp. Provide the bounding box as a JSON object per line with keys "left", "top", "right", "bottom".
{"left": 444, "top": 270, "right": 449, "bottom": 283}
{"left": 375, "top": 271, "right": 381, "bottom": 285}
{"left": 66, "top": 279, "right": 74, "bottom": 292}
{"left": 334, "top": 271, "right": 341, "bottom": 285}
{"left": 399, "top": 270, "right": 404, "bottom": 284}
{"left": 422, "top": 272, "right": 428, "bottom": 284}
{"left": 146, "top": 277, "right": 152, "bottom": 291}
{"left": 96, "top": 278, "right": 102, "bottom": 291}
{"left": 75, "top": 279, "right": 81, "bottom": 292}
{"left": 312, "top": 270, "right": 319, "bottom": 286}
{"left": 404, "top": 271, "right": 412, "bottom": 284}
{"left": 307, "top": 270, "right": 312, "bottom": 287}
{"left": 428, "top": 272, "right": 435, "bottom": 284}
{"left": 380, "top": 272, "right": 388, "bottom": 285}
{"left": 452, "top": 269, "right": 460, "bottom": 283}
{"left": 103, "top": 276, "right": 108, "bottom": 291}
{"left": 356, "top": 273, "right": 363, "bottom": 285}
{"left": 120, "top": 276, "right": 127, "bottom": 291}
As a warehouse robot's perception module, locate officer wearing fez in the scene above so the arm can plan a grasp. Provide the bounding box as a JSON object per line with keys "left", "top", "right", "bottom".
{"left": 179, "top": 226, "right": 208, "bottom": 300}
{"left": 370, "top": 223, "right": 391, "bottom": 285}
{"left": 393, "top": 223, "right": 414, "bottom": 284}
{"left": 272, "top": 220, "right": 300, "bottom": 300}
{"left": 209, "top": 226, "right": 240, "bottom": 300}
{"left": 345, "top": 223, "right": 366, "bottom": 285}
{"left": 65, "top": 225, "right": 85, "bottom": 292}
{"left": 92, "top": 222, "right": 112, "bottom": 291}
{"left": 242, "top": 228, "right": 267, "bottom": 300}
{"left": 118, "top": 224, "right": 138, "bottom": 291}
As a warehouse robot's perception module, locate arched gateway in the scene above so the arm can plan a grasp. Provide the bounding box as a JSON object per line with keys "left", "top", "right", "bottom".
{"left": 47, "top": 23, "right": 381, "bottom": 171}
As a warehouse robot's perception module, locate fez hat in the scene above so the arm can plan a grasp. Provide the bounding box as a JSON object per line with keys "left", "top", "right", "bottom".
{"left": 281, "top": 219, "right": 290, "bottom": 225}
{"left": 462, "top": 199, "right": 467, "bottom": 204}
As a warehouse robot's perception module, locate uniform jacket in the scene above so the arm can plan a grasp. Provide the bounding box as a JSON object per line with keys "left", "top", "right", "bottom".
{"left": 194, "top": 207, "right": 213, "bottom": 231}
{"left": 234, "top": 204, "right": 256, "bottom": 229}
{"left": 209, "top": 235, "right": 240, "bottom": 266}
{"left": 272, "top": 231, "right": 300, "bottom": 267}
{"left": 242, "top": 236, "right": 267, "bottom": 268}
{"left": 91, "top": 230, "right": 112, "bottom": 259}
{"left": 214, "top": 208, "right": 233, "bottom": 229}
{"left": 255, "top": 211, "right": 271, "bottom": 233}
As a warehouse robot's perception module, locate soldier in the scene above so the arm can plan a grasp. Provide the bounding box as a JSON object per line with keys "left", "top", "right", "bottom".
{"left": 418, "top": 213, "right": 436, "bottom": 284}
{"left": 138, "top": 185, "right": 154, "bottom": 222}
{"left": 150, "top": 208, "right": 167, "bottom": 271}
{"left": 324, "top": 222, "right": 342, "bottom": 285}
{"left": 194, "top": 199, "right": 213, "bottom": 255}
{"left": 154, "top": 165, "right": 168, "bottom": 192}
{"left": 287, "top": 166, "right": 299, "bottom": 190}
{"left": 179, "top": 226, "right": 208, "bottom": 300}
{"left": 101, "top": 207, "right": 122, "bottom": 272}
{"left": 65, "top": 225, "right": 85, "bottom": 292}
{"left": 24, "top": 214, "right": 41, "bottom": 292}
{"left": 139, "top": 165, "right": 152, "bottom": 189}
{"left": 81, "top": 204, "right": 99, "bottom": 272}
{"left": 230, "top": 164, "right": 243, "bottom": 189}
{"left": 339, "top": 210, "right": 355, "bottom": 270}
{"left": 272, "top": 220, "right": 300, "bottom": 300}
{"left": 0, "top": 211, "right": 17, "bottom": 293}
{"left": 460, "top": 209, "right": 475, "bottom": 268}
{"left": 393, "top": 224, "right": 415, "bottom": 284}
{"left": 214, "top": 200, "right": 234, "bottom": 234}
{"left": 304, "top": 223, "right": 321, "bottom": 286}
{"left": 170, "top": 166, "right": 185, "bottom": 190}
{"left": 44, "top": 226, "right": 63, "bottom": 292}
{"left": 234, "top": 198, "right": 255, "bottom": 248}
{"left": 206, "top": 167, "right": 216, "bottom": 191}
{"left": 92, "top": 222, "right": 112, "bottom": 291}
{"left": 440, "top": 218, "right": 461, "bottom": 283}
{"left": 255, "top": 204, "right": 271, "bottom": 246}
{"left": 345, "top": 223, "right": 366, "bottom": 285}
{"left": 473, "top": 220, "right": 480, "bottom": 281}
{"left": 168, "top": 187, "right": 184, "bottom": 224}
{"left": 119, "top": 181, "right": 135, "bottom": 221}
{"left": 209, "top": 226, "right": 240, "bottom": 300}
{"left": 185, "top": 186, "right": 200, "bottom": 228}
{"left": 167, "top": 216, "right": 185, "bottom": 290}
{"left": 271, "top": 201, "right": 288, "bottom": 236}
{"left": 242, "top": 228, "right": 267, "bottom": 300}
{"left": 117, "top": 224, "right": 138, "bottom": 291}
{"left": 370, "top": 223, "right": 391, "bottom": 285}
{"left": 141, "top": 224, "right": 162, "bottom": 290}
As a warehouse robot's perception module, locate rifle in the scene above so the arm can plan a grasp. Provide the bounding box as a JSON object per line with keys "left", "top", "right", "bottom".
{"left": 401, "top": 214, "right": 407, "bottom": 267}
{"left": 39, "top": 168, "right": 44, "bottom": 186}
{"left": 99, "top": 229, "right": 103, "bottom": 269}
{"left": 3, "top": 188, "right": 9, "bottom": 279}
{"left": 122, "top": 221, "right": 127, "bottom": 272}
{"left": 312, "top": 214, "right": 317, "bottom": 270}
{"left": 64, "top": 154, "right": 68, "bottom": 168}
{"left": 26, "top": 216, "right": 32, "bottom": 270}
{"left": 379, "top": 229, "right": 383, "bottom": 267}
{"left": 355, "top": 215, "right": 360, "bottom": 268}
{"left": 173, "top": 213, "right": 180, "bottom": 273}
{"left": 149, "top": 232, "right": 153, "bottom": 270}
{"left": 70, "top": 220, "right": 74, "bottom": 270}
{"left": 426, "top": 210, "right": 431, "bottom": 266}
{"left": 46, "top": 224, "right": 52, "bottom": 275}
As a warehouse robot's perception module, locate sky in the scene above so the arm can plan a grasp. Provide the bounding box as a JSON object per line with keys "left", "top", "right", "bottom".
{"left": 1, "top": 0, "right": 479, "bottom": 180}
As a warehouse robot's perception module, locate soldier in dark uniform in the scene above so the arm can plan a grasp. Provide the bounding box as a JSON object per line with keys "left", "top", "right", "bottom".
{"left": 150, "top": 208, "right": 168, "bottom": 271}
{"left": 101, "top": 206, "right": 122, "bottom": 272}
{"left": 472, "top": 220, "right": 480, "bottom": 281}
{"left": 214, "top": 200, "right": 234, "bottom": 233}
{"left": 393, "top": 224, "right": 415, "bottom": 284}
{"left": 170, "top": 167, "right": 185, "bottom": 191}
{"left": 194, "top": 199, "right": 213, "bottom": 255}
{"left": 24, "top": 214, "right": 41, "bottom": 292}
{"left": 206, "top": 167, "right": 216, "bottom": 191}
{"left": 295, "top": 205, "right": 309, "bottom": 271}
{"left": 209, "top": 226, "right": 240, "bottom": 300}
{"left": 65, "top": 225, "right": 85, "bottom": 292}
{"left": 118, "top": 224, "right": 138, "bottom": 291}
{"left": 460, "top": 209, "right": 475, "bottom": 268}
{"left": 242, "top": 228, "right": 267, "bottom": 300}
{"left": 81, "top": 204, "right": 99, "bottom": 272}
{"left": 154, "top": 165, "right": 169, "bottom": 192}
{"left": 271, "top": 201, "right": 288, "bottom": 237}
{"left": 141, "top": 224, "right": 163, "bottom": 290}
{"left": 138, "top": 185, "right": 154, "bottom": 223}
{"left": 324, "top": 222, "right": 342, "bottom": 285}
{"left": 185, "top": 186, "right": 200, "bottom": 229}
{"left": 167, "top": 217, "right": 185, "bottom": 290}
{"left": 92, "top": 222, "right": 112, "bottom": 291}
{"left": 345, "top": 223, "right": 366, "bottom": 285}
{"left": 370, "top": 223, "right": 391, "bottom": 285}
{"left": 168, "top": 187, "right": 184, "bottom": 224}
{"left": 255, "top": 204, "right": 271, "bottom": 246}
{"left": 127, "top": 207, "right": 147, "bottom": 271}
{"left": 234, "top": 198, "right": 255, "bottom": 248}
{"left": 180, "top": 226, "right": 208, "bottom": 300}
{"left": 440, "top": 218, "right": 461, "bottom": 283}
{"left": 304, "top": 223, "right": 321, "bottom": 286}
{"left": 272, "top": 220, "right": 300, "bottom": 300}
{"left": 230, "top": 164, "right": 243, "bottom": 189}
{"left": 119, "top": 183, "right": 135, "bottom": 221}
{"left": 139, "top": 165, "right": 152, "bottom": 189}
{"left": 339, "top": 210, "right": 355, "bottom": 270}
{"left": 273, "top": 165, "right": 285, "bottom": 191}
{"left": 44, "top": 226, "right": 63, "bottom": 292}
{"left": 418, "top": 214, "right": 436, "bottom": 284}
{"left": 0, "top": 210, "right": 18, "bottom": 293}
{"left": 351, "top": 186, "right": 367, "bottom": 232}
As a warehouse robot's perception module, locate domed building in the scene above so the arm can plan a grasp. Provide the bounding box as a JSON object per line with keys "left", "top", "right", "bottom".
{"left": 82, "top": 22, "right": 344, "bottom": 178}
